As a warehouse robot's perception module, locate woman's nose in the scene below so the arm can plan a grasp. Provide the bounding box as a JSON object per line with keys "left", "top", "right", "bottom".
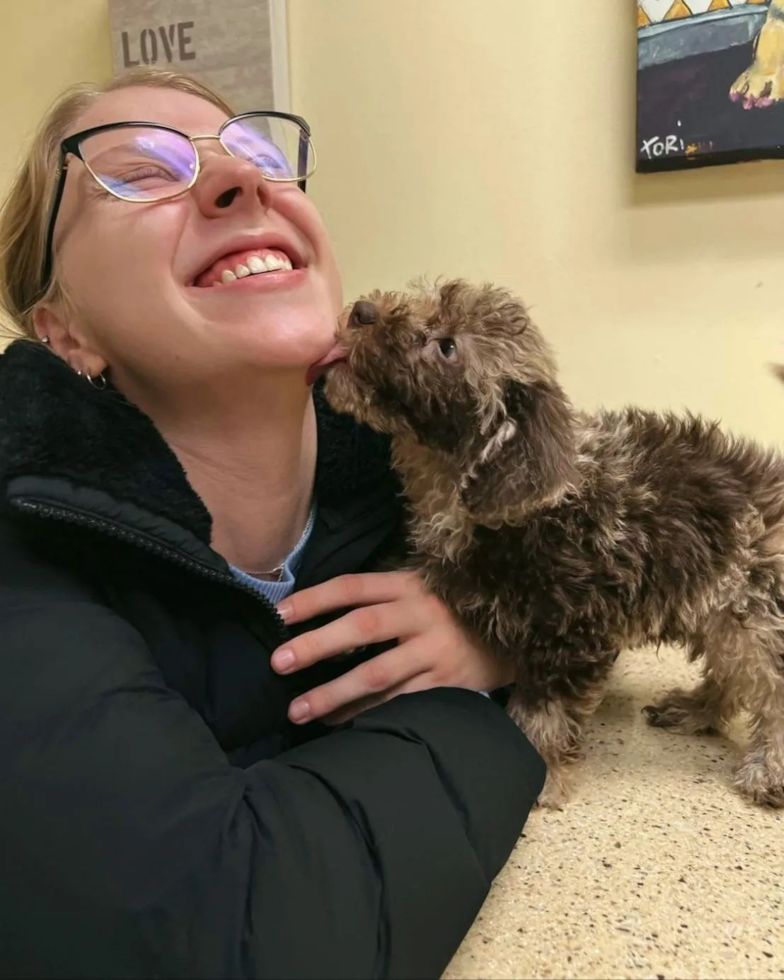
{"left": 191, "top": 156, "right": 273, "bottom": 217}
{"left": 350, "top": 301, "right": 378, "bottom": 327}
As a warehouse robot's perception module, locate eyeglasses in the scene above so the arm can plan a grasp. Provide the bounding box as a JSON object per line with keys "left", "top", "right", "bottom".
{"left": 40, "top": 111, "right": 316, "bottom": 298}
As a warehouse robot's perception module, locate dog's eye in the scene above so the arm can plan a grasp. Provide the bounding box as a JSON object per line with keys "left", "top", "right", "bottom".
{"left": 437, "top": 338, "right": 458, "bottom": 360}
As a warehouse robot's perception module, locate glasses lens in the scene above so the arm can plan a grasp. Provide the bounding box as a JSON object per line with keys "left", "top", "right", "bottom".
{"left": 80, "top": 126, "right": 197, "bottom": 201}
{"left": 221, "top": 115, "right": 313, "bottom": 181}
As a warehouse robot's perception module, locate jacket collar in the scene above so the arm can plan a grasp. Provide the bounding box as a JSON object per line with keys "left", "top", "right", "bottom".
{"left": 0, "top": 340, "right": 399, "bottom": 548}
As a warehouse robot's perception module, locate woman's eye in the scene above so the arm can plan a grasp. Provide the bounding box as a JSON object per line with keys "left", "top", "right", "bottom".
{"left": 122, "top": 166, "right": 178, "bottom": 185}
{"left": 437, "top": 338, "right": 458, "bottom": 360}
{"left": 257, "top": 154, "right": 290, "bottom": 174}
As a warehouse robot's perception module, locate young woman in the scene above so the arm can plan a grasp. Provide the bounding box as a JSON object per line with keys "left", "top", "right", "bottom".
{"left": 0, "top": 67, "right": 544, "bottom": 978}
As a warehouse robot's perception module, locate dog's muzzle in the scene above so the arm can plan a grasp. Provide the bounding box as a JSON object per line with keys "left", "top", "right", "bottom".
{"left": 349, "top": 300, "right": 378, "bottom": 327}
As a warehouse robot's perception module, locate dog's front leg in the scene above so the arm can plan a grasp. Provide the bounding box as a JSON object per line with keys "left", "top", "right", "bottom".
{"left": 507, "top": 650, "right": 617, "bottom": 808}
{"left": 507, "top": 695, "right": 578, "bottom": 807}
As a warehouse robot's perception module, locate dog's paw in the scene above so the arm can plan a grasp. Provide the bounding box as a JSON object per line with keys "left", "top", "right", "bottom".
{"left": 735, "top": 753, "right": 784, "bottom": 809}
{"left": 642, "top": 690, "right": 717, "bottom": 736}
{"left": 730, "top": 67, "right": 784, "bottom": 109}
{"left": 536, "top": 769, "right": 570, "bottom": 810}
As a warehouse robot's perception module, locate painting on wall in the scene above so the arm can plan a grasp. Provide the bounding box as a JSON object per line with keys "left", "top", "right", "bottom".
{"left": 108, "top": 0, "right": 289, "bottom": 113}
{"left": 637, "top": 0, "right": 784, "bottom": 171}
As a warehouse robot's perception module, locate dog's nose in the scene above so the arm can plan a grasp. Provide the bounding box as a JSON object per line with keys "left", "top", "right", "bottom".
{"left": 350, "top": 300, "right": 378, "bottom": 327}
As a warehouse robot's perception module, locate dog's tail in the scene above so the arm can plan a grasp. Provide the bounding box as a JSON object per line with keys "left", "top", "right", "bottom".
{"left": 771, "top": 365, "right": 784, "bottom": 385}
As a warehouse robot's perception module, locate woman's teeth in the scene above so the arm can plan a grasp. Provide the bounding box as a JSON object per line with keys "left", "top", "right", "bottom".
{"left": 220, "top": 253, "right": 293, "bottom": 284}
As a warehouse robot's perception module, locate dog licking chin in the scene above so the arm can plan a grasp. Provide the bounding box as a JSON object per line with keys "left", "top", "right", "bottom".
{"left": 322, "top": 278, "right": 784, "bottom": 810}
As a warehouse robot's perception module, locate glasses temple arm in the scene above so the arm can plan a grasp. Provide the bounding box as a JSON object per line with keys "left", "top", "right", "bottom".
{"left": 40, "top": 152, "right": 69, "bottom": 298}
{"left": 297, "top": 131, "right": 309, "bottom": 192}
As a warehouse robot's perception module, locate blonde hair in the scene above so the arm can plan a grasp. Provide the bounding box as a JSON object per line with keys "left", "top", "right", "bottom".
{"left": 0, "top": 67, "right": 235, "bottom": 339}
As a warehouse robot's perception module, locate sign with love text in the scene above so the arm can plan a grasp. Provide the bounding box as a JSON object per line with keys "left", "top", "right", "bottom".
{"left": 108, "top": 0, "right": 289, "bottom": 112}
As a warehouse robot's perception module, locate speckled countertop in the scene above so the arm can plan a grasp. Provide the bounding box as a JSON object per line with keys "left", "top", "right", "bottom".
{"left": 444, "top": 647, "right": 783, "bottom": 980}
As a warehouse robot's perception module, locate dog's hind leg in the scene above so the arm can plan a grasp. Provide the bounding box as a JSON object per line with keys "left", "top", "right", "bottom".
{"left": 646, "top": 615, "right": 784, "bottom": 807}
{"left": 643, "top": 632, "right": 740, "bottom": 735}
{"left": 732, "top": 626, "right": 784, "bottom": 808}
{"left": 643, "top": 674, "right": 734, "bottom": 735}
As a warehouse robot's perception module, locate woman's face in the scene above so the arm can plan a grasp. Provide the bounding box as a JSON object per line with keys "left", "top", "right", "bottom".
{"left": 41, "top": 86, "right": 343, "bottom": 397}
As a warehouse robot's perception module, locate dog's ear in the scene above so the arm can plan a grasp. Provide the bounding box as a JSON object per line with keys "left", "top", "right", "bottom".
{"left": 460, "top": 379, "right": 577, "bottom": 526}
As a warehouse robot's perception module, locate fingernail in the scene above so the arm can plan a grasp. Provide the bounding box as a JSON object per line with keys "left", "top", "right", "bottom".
{"left": 290, "top": 699, "right": 310, "bottom": 723}
{"left": 277, "top": 602, "right": 293, "bottom": 623}
{"left": 272, "top": 648, "right": 295, "bottom": 672}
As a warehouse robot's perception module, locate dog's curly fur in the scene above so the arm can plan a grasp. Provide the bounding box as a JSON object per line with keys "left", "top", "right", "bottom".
{"left": 323, "top": 279, "right": 784, "bottom": 808}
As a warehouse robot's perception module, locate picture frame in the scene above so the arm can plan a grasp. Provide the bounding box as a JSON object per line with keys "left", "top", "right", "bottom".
{"left": 636, "top": 0, "right": 784, "bottom": 172}
{"left": 108, "top": 0, "right": 290, "bottom": 113}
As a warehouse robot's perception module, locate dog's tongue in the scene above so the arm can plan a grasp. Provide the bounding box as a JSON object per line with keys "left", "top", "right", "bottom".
{"left": 305, "top": 344, "right": 346, "bottom": 386}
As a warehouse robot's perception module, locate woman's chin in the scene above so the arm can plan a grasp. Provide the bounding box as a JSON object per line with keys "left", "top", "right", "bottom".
{"left": 196, "top": 313, "right": 336, "bottom": 365}
{"left": 230, "top": 331, "right": 338, "bottom": 379}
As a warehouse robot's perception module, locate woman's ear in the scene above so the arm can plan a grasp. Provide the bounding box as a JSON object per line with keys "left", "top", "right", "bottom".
{"left": 32, "top": 302, "right": 76, "bottom": 359}
{"left": 32, "top": 302, "right": 107, "bottom": 378}
{"left": 460, "top": 379, "right": 578, "bottom": 527}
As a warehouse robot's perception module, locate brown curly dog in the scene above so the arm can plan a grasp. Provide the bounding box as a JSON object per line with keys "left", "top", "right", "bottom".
{"left": 320, "top": 279, "right": 784, "bottom": 808}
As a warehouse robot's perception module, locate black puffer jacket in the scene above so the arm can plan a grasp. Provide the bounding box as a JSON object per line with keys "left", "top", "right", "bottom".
{"left": 0, "top": 340, "right": 545, "bottom": 980}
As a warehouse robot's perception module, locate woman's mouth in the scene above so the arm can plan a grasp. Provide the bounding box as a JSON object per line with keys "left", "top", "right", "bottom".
{"left": 191, "top": 247, "right": 299, "bottom": 288}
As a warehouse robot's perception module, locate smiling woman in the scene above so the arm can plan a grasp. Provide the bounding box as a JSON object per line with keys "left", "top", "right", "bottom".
{"left": 0, "top": 66, "right": 544, "bottom": 979}
{"left": 38, "top": 109, "right": 314, "bottom": 294}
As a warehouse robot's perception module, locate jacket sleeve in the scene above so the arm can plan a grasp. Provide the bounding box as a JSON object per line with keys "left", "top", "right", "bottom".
{"left": 0, "top": 594, "right": 545, "bottom": 980}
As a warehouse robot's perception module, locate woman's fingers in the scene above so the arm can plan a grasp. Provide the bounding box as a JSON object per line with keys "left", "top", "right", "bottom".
{"left": 287, "top": 645, "right": 429, "bottom": 724}
{"left": 323, "top": 685, "right": 412, "bottom": 726}
{"left": 271, "top": 593, "right": 442, "bottom": 674}
{"left": 275, "top": 571, "right": 422, "bottom": 626}
{"left": 323, "top": 673, "right": 437, "bottom": 726}
{"left": 272, "top": 567, "right": 513, "bottom": 724}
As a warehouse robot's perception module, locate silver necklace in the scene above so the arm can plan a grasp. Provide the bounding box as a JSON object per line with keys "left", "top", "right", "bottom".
{"left": 243, "top": 561, "right": 286, "bottom": 581}
{"left": 242, "top": 501, "right": 316, "bottom": 581}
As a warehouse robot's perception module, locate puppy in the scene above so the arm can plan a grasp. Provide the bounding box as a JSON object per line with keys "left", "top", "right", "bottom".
{"left": 321, "top": 279, "right": 784, "bottom": 808}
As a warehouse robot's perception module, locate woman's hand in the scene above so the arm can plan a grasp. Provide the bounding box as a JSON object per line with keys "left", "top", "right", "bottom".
{"left": 272, "top": 571, "right": 515, "bottom": 725}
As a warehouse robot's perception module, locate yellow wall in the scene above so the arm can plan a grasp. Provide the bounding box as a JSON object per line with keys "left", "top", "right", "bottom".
{"left": 0, "top": 0, "right": 111, "bottom": 177}
{"left": 2, "top": 0, "right": 784, "bottom": 446}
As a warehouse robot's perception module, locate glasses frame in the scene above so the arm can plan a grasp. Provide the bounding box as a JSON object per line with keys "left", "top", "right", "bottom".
{"left": 39, "top": 110, "right": 315, "bottom": 298}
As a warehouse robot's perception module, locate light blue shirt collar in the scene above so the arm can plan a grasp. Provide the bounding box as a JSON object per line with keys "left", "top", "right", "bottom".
{"left": 230, "top": 501, "right": 316, "bottom": 604}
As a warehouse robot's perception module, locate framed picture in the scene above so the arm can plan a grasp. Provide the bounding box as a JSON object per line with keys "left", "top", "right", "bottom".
{"left": 636, "top": 0, "right": 784, "bottom": 172}
{"left": 108, "top": 0, "right": 290, "bottom": 112}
